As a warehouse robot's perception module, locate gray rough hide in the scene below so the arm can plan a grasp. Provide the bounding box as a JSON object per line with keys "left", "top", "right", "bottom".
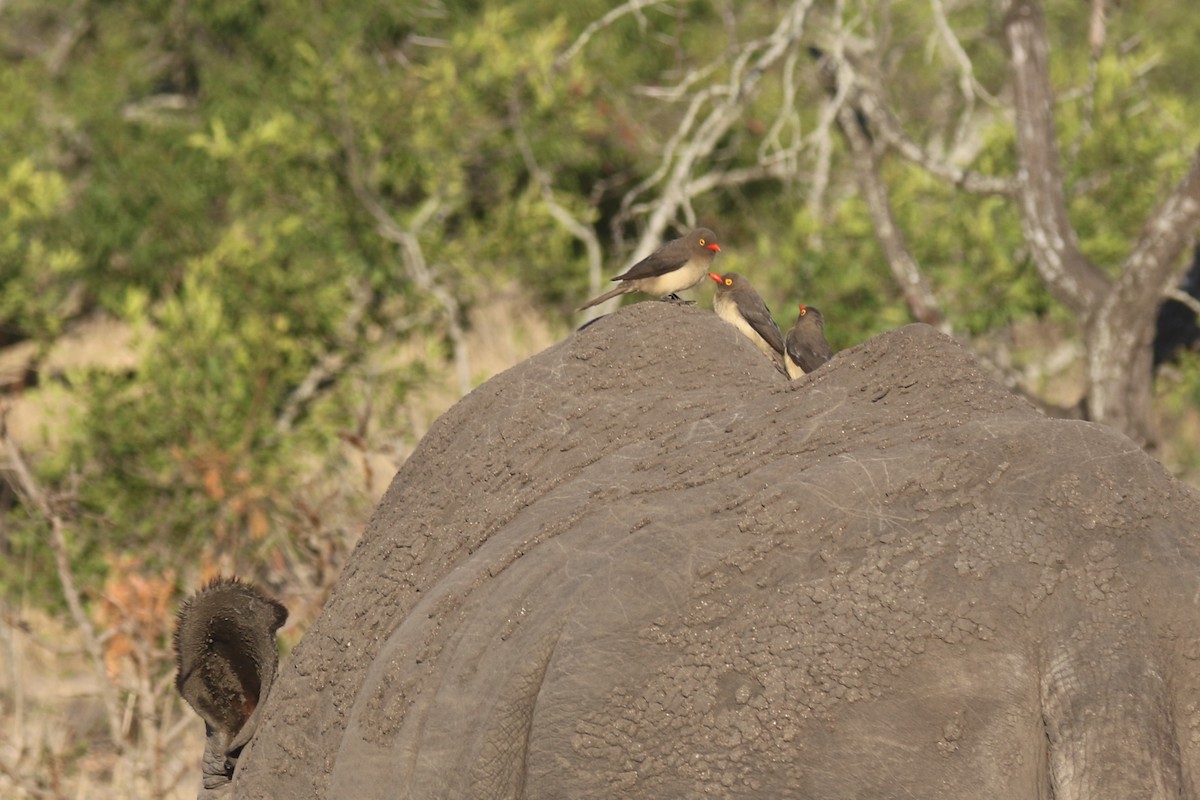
{"left": 228, "top": 302, "right": 1200, "bottom": 798}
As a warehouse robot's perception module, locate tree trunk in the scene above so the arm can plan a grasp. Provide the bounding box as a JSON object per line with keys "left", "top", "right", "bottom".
{"left": 1005, "top": 0, "right": 1200, "bottom": 447}
{"left": 1084, "top": 300, "right": 1157, "bottom": 446}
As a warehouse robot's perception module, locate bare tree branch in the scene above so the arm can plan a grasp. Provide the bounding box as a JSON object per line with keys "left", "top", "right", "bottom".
{"left": 372, "top": 196, "right": 472, "bottom": 397}
{"left": 806, "top": 114, "right": 836, "bottom": 225}
{"left": 683, "top": 162, "right": 794, "bottom": 195}
{"left": 633, "top": 59, "right": 724, "bottom": 101}
{"left": 1165, "top": 286, "right": 1200, "bottom": 318}
{"left": 1119, "top": 146, "right": 1200, "bottom": 307}
{"left": 1005, "top": 0, "right": 1110, "bottom": 314}
{"left": 336, "top": 92, "right": 472, "bottom": 398}
{"left": 837, "top": 104, "right": 949, "bottom": 331}
{"left": 44, "top": 0, "right": 91, "bottom": 78}
{"left": 804, "top": 23, "right": 855, "bottom": 222}
{"left": 617, "top": 0, "right": 818, "bottom": 263}
{"left": 273, "top": 278, "right": 423, "bottom": 435}
{"left": 757, "top": 44, "right": 804, "bottom": 175}
{"left": 806, "top": 43, "right": 1015, "bottom": 197}
{"left": 0, "top": 416, "right": 124, "bottom": 751}
{"left": 509, "top": 96, "right": 605, "bottom": 315}
{"left": 849, "top": 79, "right": 1016, "bottom": 196}
{"left": 927, "top": 0, "right": 999, "bottom": 153}
{"left": 555, "top": 0, "right": 670, "bottom": 70}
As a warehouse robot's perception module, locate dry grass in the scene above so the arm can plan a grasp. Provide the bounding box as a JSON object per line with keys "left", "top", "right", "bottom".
{"left": 1, "top": 607, "right": 204, "bottom": 799}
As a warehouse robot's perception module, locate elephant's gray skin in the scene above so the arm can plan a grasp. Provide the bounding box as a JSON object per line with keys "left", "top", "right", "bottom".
{"left": 225, "top": 302, "right": 1200, "bottom": 798}
{"left": 175, "top": 577, "right": 287, "bottom": 796}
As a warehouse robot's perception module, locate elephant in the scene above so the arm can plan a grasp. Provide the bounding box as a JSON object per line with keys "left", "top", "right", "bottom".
{"left": 178, "top": 301, "right": 1200, "bottom": 798}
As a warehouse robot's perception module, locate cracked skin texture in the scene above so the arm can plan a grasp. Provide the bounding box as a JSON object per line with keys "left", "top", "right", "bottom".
{"left": 232, "top": 302, "right": 1200, "bottom": 799}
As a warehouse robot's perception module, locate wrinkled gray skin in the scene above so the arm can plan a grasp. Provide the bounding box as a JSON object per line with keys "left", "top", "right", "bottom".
{"left": 211, "top": 302, "right": 1200, "bottom": 798}
{"left": 175, "top": 577, "right": 287, "bottom": 798}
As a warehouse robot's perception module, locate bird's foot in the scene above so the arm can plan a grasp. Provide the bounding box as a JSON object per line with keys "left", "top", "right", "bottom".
{"left": 662, "top": 294, "right": 696, "bottom": 306}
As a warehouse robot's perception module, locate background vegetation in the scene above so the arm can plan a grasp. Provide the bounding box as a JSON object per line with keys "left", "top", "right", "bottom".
{"left": 2, "top": 0, "right": 1199, "bottom": 795}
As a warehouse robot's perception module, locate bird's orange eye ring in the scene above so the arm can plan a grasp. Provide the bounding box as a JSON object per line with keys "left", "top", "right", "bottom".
{"left": 699, "top": 238, "right": 706, "bottom": 245}
{"left": 724, "top": 278, "right": 733, "bottom": 286}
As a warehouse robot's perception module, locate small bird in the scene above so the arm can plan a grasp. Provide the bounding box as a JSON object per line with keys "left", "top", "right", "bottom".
{"left": 578, "top": 228, "right": 721, "bottom": 312}
{"left": 709, "top": 272, "right": 786, "bottom": 364}
{"left": 785, "top": 304, "right": 834, "bottom": 378}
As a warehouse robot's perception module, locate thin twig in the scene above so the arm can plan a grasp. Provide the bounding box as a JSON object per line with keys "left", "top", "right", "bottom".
{"left": 927, "top": 0, "right": 999, "bottom": 151}
{"left": 804, "top": 4, "right": 852, "bottom": 221}
{"left": 757, "top": 44, "right": 804, "bottom": 175}
{"left": 274, "top": 278, "right": 389, "bottom": 434}
{"left": 837, "top": 103, "right": 949, "bottom": 331}
{"left": 555, "top": 0, "right": 670, "bottom": 69}
{"left": 509, "top": 94, "right": 605, "bottom": 316}
{"left": 44, "top": 0, "right": 91, "bottom": 78}
{"left": 0, "top": 754, "right": 61, "bottom": 800}
{"left": 336, "top": 88, "right": 472, "bottom": 397}
{"left": 617, "top": 0, "right": 818, "bottom": 260}
{"left": 1165, "top": 287, "right": 1200, "bottom": 318}
{"left": 0, "top": 415, "right": 124, "bottom": 751}
{"left": 845, "top": 68, "right": 1016, "bottom": 195}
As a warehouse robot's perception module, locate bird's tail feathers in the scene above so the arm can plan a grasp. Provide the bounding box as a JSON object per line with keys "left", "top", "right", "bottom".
{"left": 577, "top": 283, "right": 632, "bottom": 312}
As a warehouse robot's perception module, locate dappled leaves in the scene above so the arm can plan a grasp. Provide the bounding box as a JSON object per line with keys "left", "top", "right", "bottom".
{"left": 2, "top": 0, "right": 1200, "bottom": 604}
{"left": 0, "top": 160, "right": 82, "bottom": 341}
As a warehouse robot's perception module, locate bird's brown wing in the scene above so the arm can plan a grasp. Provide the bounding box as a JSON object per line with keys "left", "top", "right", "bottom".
{"left": 613, "top": 241, "right": 689, "bottom": 281}
{"left": 742, "top": 299, "right": 786, "bottom": 356}
{"left": 786, "top": 328, "right": 833, "bottom": 371}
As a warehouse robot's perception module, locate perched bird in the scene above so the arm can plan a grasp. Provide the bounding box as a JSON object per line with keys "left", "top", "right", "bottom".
{"left": 578, "top": 227, "right": 721, "bottom": 312}
{"left": 785, "top": 304, "right": 834, "bottom": 378}
{"left": 709, "top": 272, "right": 786, "bottom": 365}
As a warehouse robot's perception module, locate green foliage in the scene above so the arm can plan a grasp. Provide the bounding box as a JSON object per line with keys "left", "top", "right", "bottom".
{"left": 890, "top": 148, "right": 1057, "bottom": 336}
{"left": 1155, "top": 351, "right": 1200, "bottom": 479}
{"left": 0, "top": 159, "right": 82, "bottom": 340}
{"left": 1058, "top": 53, "right": 1194, "bottom": 273}
{"left": 3, "top": 0, "right": 1200, "bottom": 603}
{"left": 0, "top": 0, "right": 613, "bottom": 597}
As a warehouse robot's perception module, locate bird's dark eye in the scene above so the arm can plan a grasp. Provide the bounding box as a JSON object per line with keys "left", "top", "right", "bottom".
{"left": 699, "top": 238, "right": 706, "bottom": 245}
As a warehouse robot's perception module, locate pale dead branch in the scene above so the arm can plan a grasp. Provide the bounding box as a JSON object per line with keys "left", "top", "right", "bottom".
{"left": 45, "top": 0, "right": 91, "bottom": 78}
{"left": 927, "top": 0, "right": 999, "bottom": 152}
{"left": 0, "top": 415, "right": 124, "bottom": 751}
{"left": 555, "top": 0, "right": 670, "bottom": 70}
{"left": 756, "top": 44, "right": 804, "bottom": 178}
{"left": 1006, "top": 0, "right": 1109, "bottom": 314}
{"left": 847, "top": 74, "right": 1016, "bottom": 195}
{"left": 617, "top": 0, "right": 818, "bottom": 266}
{"left": 1120, "top": 148, "right": 1200, "bottom": 306}
{"left": 633, "top": 60, "right": 723, "bottom": 100}
{"left": 803, "top": 2, "right": 853, "bottom": 221}
{"left": 836, "top": 103, "right": 948, "bottom": 331}
{"left": 1165, "top": 287, "right": 1200, "bottom": 318}
{"left": 337, "top": 92, "right": 472, "bottom": 397}
{"left": 509, "top": 96, "right": 604, "bottom": 309}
